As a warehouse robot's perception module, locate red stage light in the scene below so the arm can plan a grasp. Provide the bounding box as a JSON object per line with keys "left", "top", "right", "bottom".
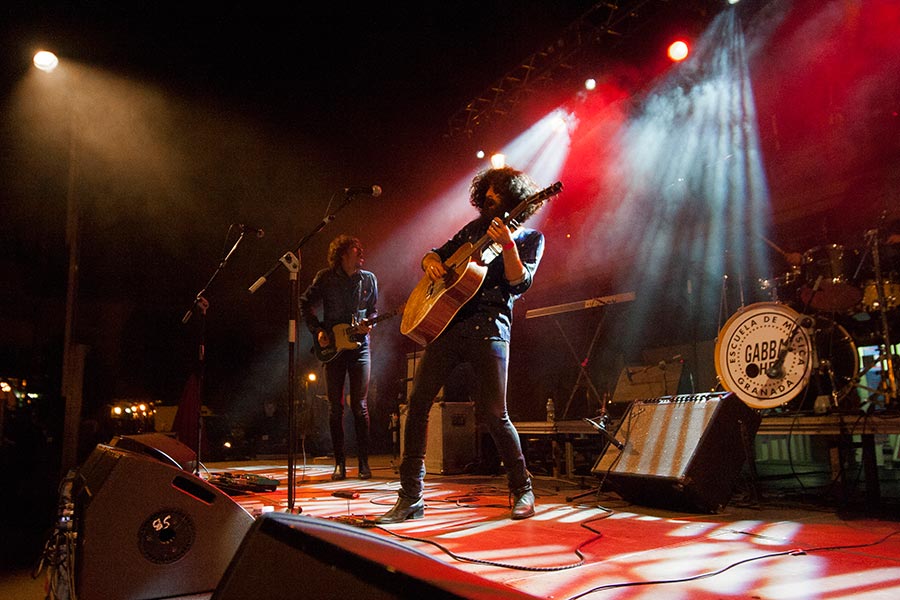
{"left": 667, "top": 40, "right": 689, "bottom": 62}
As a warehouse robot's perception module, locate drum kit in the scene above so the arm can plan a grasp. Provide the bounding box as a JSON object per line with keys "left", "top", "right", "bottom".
{"left": 714, "top": 230, "right": 899, "bottom": 412}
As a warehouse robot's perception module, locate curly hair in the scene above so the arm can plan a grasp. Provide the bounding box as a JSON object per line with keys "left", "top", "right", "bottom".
{"left": 327, "top": 234, "right": 361, "bottom": 269}
{"left": 469, "top": 167, "right": 540, "bottom": 220}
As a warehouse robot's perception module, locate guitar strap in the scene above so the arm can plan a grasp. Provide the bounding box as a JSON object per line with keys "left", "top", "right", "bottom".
{"left": 354, "top": 278, "right": 364, "bottom": 324}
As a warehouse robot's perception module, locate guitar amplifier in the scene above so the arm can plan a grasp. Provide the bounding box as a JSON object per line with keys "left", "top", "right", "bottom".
{"left": 400, "top": 402, "right": 476, "bottom": 475}
{"left": 593, "top": 392, "right": 760, "bottom": 513}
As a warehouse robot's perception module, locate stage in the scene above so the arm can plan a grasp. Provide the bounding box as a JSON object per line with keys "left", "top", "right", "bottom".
{"left": 9, "top": 445, "right": 899, "bottom": 600}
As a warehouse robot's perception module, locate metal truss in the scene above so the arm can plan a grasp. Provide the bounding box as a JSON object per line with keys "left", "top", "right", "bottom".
{"left": 445, "top": 0, "right": 678, "bottom": 140}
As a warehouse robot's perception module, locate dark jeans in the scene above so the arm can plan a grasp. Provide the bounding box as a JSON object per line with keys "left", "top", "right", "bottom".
{"left": 324, "top": 344, "right": 370, "bottom": 463}
{"left": 399, "top": 329, "right": 530, "bottom": 499}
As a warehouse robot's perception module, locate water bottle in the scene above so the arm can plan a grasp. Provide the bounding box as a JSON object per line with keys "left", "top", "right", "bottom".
{"left": 546, "top": 398, "right": 556, "bottom": 423}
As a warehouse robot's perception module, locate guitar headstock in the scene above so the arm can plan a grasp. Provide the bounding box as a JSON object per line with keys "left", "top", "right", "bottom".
{"left": 529, "top": 181, "right": 563, "bottom": 205}
{"left": 506, "top": 181, "right": 563, "bottom": 224}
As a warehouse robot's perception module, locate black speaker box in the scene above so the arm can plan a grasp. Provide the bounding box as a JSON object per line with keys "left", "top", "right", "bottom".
{"left": 109, "top": 432, "right": 197, "bottom": 471}
{"left": 212, "top": 512, "right": 538, "bottom": 600}
{"left": 592, "top": 392, "right": 760, "bottom": 513}
{"left": 73, "top": 444, "right": 255, "bottom": 600}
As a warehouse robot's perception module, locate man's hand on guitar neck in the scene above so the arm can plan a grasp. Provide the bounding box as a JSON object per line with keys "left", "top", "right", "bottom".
{"left": 488, "top": 218, "right": 526, "bottom": 283}
{"left": 356, "top": 319, "right": 373, "bottom": 335}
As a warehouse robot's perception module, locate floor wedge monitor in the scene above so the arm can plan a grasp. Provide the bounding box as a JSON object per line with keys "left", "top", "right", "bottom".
{"left": 213, "top": 512, "right": 539, "bottom": 600}
{"left": 73, "top": 444, "right": 254, "bottom": 600}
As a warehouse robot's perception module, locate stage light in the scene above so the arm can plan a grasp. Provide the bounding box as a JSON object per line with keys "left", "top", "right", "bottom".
{"left": 113, "top": 406, "right": 122, "bottom": 415}
{"left": 307, "top": 372, "right": 317, "bottom": 382}
{"left": 667, "top": 40, "right": 689, "bottom": 62}
{"left": 475, "top": 149, "right": 485, "bottom": 159}
{"left": 584, "top": 78, "right": 597, "bottom": 91}
{"left": 490, "top": 153, "right": 506, "bottom": 169}
{"left": 33, "top": 50, "right": 59, "bottom": 72}
{"left": 727, "top": 0, "right": 741, "bottom": 4}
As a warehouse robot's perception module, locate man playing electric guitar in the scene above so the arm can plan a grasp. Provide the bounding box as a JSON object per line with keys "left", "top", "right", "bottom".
{"left": 300, "top": 235, "right": 377, "bottom": 480}
{"left": 378, "top": 166, "right": 547, "bottom": 524}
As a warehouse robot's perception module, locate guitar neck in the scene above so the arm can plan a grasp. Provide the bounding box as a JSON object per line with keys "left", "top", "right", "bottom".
{"left": 447, "top": 182, "right": 562, "bottom": 267}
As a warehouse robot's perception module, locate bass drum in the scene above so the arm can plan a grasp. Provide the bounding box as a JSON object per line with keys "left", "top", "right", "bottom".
{"left": 715, "top": 302, "right": 815, "bottom": 409}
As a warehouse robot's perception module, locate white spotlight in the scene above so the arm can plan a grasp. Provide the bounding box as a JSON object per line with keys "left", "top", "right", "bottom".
{"left": 33, "top": 50, "right": 60, "bottom": 72}
{"left": 490, "top": 153, "right": 506, "bottom": 169}
{"left": 584, "top": 78, "right": 597, "bottom": 91}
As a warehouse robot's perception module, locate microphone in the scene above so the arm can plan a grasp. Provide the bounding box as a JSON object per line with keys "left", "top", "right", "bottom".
{"left": 344, "top": 185, "right": 382, "bottom": 197}
{"left": 583, "top": 417, "right": 625, "bottom": 450}
{"left": 236, "top": 224, "right": 265, "bottom": 238}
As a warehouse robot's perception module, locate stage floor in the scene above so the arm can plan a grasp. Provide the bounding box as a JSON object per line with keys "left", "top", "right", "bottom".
{"left": 209, "top": 455, "right": 900, "bottom": 598}
{"left": 6, "top": 453, "right": 900, "bottom": 599}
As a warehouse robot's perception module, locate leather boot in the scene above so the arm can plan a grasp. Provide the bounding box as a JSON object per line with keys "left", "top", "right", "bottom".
{"left": 331, "top": 461, "right": 346, "bottom": 481}
{"left": 511, "top": 488, "right": 535, "bottom": 520}
{"left": 358, "top": 456, "right": 371, "bottom": 480}
{"left": 375, "top": 495, "right": 425, "bottom": 524}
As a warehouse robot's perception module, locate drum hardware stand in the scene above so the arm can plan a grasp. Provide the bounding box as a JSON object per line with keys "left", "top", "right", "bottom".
{"left": 248, "top": 191, "right": 358, "bottom": 513}
{"left": 862, "top": 227, "right": 897, "bottom": 408}
{"left": 180, "top": 225, "right": 253, "bottom": 476}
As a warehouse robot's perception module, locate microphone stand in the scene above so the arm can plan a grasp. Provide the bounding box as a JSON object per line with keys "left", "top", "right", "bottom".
{"left": 181, "top": 227, "right": 252, "bottom": 476}
{"left": 565, "top": 409, "right": 624, "bottom": 503}
{"left": 248, "top": 192, "right": 356, "bottom": 513}
{"left": 764, "top": 276, "right": 820, "bottom": 384}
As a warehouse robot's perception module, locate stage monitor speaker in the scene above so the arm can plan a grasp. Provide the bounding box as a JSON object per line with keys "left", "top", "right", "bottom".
{"left": 592, "top": 392, "right": 760, "bottom": 513}
{"left": 109, "top": 432, "right": 197, "bottom": 471}
{"left": 212, "top": 512, "right": 537, "bottom": 600}
{"left": 399, "top": 402, "right": 475, "bottom": 475}
{"left": 73, "top": 444, "right": 255, "bottom": 600}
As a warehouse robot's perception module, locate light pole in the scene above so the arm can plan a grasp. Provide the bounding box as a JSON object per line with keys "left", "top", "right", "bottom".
{"left": 34, "top": 50, "right": 84, "bottom": 475}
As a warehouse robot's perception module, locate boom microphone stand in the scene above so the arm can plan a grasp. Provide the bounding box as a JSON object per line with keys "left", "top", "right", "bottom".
{"left": 248, "top": 192, "right": 358, "bottom": 513}
{"left": 181, "top": 225, "right": 256, "bottom": 475}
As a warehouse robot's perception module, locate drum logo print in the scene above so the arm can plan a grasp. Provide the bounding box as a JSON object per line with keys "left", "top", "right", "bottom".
{"left": 716, "top": 303, "right": 814, "bottom": 409}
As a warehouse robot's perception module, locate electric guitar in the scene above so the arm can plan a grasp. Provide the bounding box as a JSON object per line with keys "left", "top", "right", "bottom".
{"left": 400, "top": 182, "right": 562, "bottom": 346}
{"left": 312, "top": 306, "right": 404, "bottom": 363}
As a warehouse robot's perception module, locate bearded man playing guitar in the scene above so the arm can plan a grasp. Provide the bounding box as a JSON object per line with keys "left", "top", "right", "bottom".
{"left": 300, "top": 235, "right": 377, "bottom": 481}
{"left": 378, "top": 166, "right": 547, "bottom": 523}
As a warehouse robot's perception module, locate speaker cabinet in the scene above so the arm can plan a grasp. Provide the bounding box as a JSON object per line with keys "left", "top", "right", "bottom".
{"left": 400, "top": 402, "right": 475, "bottom": 475}
{"left": 109, "top": 432, "right": 197, "bottom": 471}
{"left": 592, "top": 392, "right": 760, "bottom": 513}
{"left": 212, "top": 512, "right": 537, "bottom": 600}
{"left": 74, "top": 444, "right": 255, "bottom": 600}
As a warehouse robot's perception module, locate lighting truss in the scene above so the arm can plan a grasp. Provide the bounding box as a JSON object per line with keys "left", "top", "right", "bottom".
{"left": 445, "top": 0, "right": 660, "bottom": 139}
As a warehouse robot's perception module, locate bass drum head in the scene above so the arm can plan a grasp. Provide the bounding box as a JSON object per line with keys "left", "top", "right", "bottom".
{"left": 715, "top": 302, "right": 815, "bottom": 409}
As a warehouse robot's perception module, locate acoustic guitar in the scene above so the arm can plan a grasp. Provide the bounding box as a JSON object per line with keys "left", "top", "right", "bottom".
{"left": 400, "top": 182, "right": 562, "bottom": 346}
{"left": 313, "top": 306, "right": 404, "bottom": 363}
